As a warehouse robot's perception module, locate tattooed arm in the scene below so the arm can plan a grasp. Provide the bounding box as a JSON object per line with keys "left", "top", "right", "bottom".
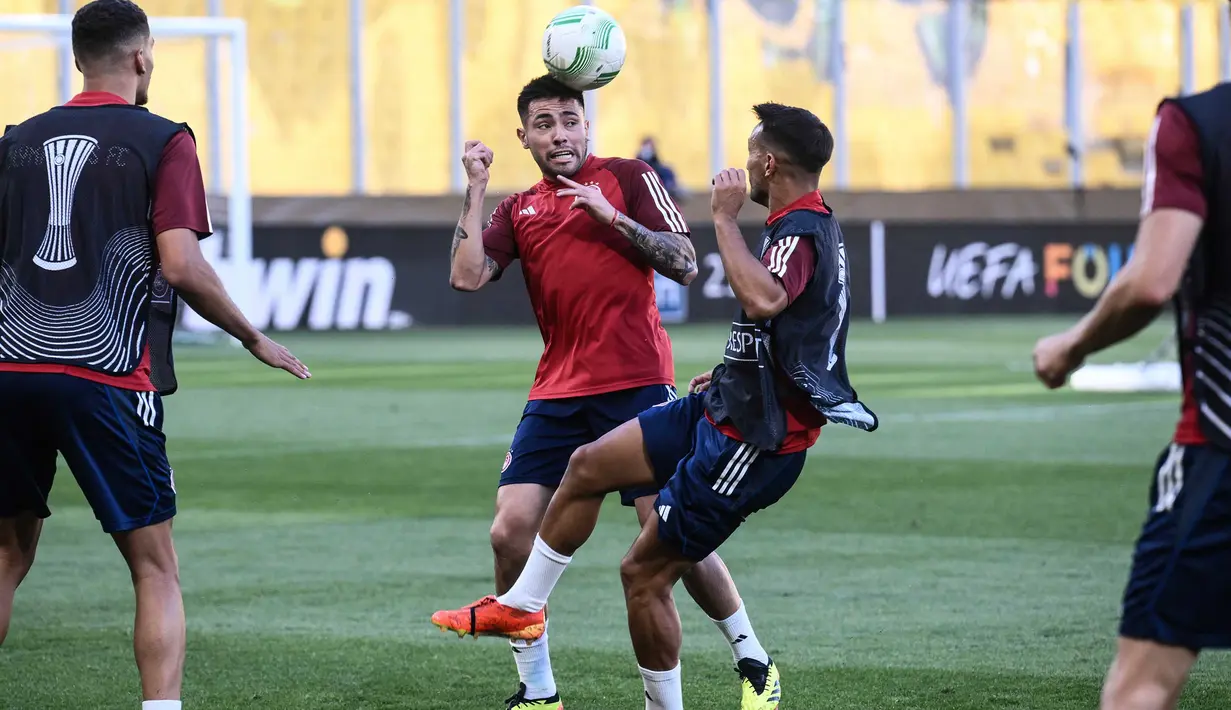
{"left": 449, "top": 141, "right": 503, "bottom": 291}
{"left": 555, "top": 172, "right": 697, "bottom": 286}
{"left": 611, "top": 213, "right": 697, "bottom": 285}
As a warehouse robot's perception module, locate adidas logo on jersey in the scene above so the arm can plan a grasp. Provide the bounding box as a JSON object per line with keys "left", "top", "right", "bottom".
{"left": 519, "top": 206, "right": 537, "bottom": 216}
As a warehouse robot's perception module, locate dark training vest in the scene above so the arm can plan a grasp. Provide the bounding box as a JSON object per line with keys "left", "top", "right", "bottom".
{"left": 0, "top": 104, "right": 189, "bottom": 394}
{"left": 705, "top": 206, "right": 878, "bottom": 451}
{"left": 1168, "top": 82, "right": 1231, "bottom": 450}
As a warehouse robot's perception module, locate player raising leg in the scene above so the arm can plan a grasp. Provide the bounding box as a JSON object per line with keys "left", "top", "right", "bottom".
{"left": 441, "top": 76, "right": 778, "bottom": 708}
{"left": 434, "top": 102, "right": 878, "bottom": 710}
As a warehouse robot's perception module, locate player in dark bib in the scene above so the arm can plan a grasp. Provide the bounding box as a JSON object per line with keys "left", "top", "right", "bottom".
{"left": 1034, "top": 82, "right": 1231, "bottom": 709}
{"left": 434, "top": 101, "right": 877, "bottom": 710}
{"left": 0, "top": 3, "right": 308, "bottom": 709}
{"left": 439, "top": 75, "right": 780, "bottom": 709}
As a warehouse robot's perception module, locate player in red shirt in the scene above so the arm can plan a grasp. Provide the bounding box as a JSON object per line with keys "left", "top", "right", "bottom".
{"left": 0, "top": 4, "right": 307, "bottom": 709}
{"left": 1034, "top": 94, "right": 1219, "bottom": 709}
{"left": 443, "top": 75, "right": 776, "bottom": 709}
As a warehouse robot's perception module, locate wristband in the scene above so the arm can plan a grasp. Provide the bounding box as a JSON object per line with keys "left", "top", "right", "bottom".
{"left": 610, "top": 210, "right": 620, "bottom": 227}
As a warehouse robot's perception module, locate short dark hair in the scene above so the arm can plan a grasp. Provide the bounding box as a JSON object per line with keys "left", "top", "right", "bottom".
{"left": 751, "top": 102, "right": 834, "bottom": 175}
{"left": 517, "top": 75, "right": 585, "bottom": 124}
{"left": 72, "top": 0, "right": 150, "bottom": 68}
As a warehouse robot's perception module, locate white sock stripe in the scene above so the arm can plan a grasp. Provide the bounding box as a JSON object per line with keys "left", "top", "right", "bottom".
{"left": 639, "top": 663, "right": 684, "bottom": 710}
{"left": 642, "top": 171, "right": 687, "bottom": 233}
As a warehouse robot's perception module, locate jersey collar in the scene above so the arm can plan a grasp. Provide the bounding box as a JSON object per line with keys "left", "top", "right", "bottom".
{"left": 537, "top": 154, "right": 597, "bottom": 191}
{"left": 767, "top": 191, "right": 829, "bottom": 225}
{"left": 64, "top": 91, "right": 131, "bottom": 107}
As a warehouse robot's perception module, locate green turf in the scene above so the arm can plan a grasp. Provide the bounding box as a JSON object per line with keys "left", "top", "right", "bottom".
{"left": 3, "top": 316, "right": 1230, "bottom": 709}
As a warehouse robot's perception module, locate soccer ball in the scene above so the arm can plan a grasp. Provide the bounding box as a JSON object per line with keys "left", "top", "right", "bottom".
{"left": 541, "top": 5, "right": 627, "bottom": 92}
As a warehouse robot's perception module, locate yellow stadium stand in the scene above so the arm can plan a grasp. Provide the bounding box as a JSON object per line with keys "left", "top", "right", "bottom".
{"left": 0, "top": 0, "right": 1225, "bottom": 194}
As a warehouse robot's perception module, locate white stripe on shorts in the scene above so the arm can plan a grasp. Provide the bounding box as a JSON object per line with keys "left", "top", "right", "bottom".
{"left": 713, "top": 443, "right": 760, "bottom": 496}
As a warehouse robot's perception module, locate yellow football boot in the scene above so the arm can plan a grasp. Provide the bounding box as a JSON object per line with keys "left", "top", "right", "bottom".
{"left": 505, "top": 683, "right": 562, "bottom": 710}
{"left": 737, "top": 657, "right": 781, "bottom": 709}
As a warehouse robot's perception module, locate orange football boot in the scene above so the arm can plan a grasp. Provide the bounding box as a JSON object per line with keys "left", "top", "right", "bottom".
{"left": 430, "top": 595, "right": 546, "bottom": 641}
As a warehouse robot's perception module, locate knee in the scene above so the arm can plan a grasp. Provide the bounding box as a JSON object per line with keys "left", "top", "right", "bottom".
{"left": 620, "top": 553, "right": 667, "bottom": 602}
{"left": 0, "top": 525, "right": 38, "bottom": 578}
{"left": 0, "top": 544, "right": 24, "bottom": 577}
{"left": 563, "top": 444, "right": 603, "bottom": 491}
{"left": 1101, "top": 664, "right": 1175, "bottom": 710}
{"left": 117, "top": 529, "right": 179, "bottom": 585}
{"left": 490, "top": 512, "right": 535, "bottom": 562}
{"left": 129, "top": 556, "right": 179, "bottom": 587}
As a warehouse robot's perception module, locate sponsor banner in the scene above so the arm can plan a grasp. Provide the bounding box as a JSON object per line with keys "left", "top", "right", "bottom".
{"left": 885, "top": 222, "right": 1137, "bottom": 315}
{"left": 181, "top": 226, "right": 536, "bottom": 332}
{"left": 181, "top": 222, "right": 874, "bottom": 331}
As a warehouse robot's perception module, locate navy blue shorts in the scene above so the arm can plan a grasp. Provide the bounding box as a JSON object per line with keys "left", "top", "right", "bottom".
{"left": 638, "top": 393, "right": 807, "bottom": 561}
{"left": 0, "top": 372, "right": 177, "bottom": 534}
{"left": 1120, "top": 443, "right": 1231, "bottom": 650}
{"left": 500, "top": 384, "right": 677, "bottom": 506}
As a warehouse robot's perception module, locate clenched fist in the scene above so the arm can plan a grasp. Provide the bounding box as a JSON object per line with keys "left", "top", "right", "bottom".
{"left": 462, "top": 140, "right": 494, "bottom": 185}
{"left": 711, "top": 168, "right": 747, "bottom": 221}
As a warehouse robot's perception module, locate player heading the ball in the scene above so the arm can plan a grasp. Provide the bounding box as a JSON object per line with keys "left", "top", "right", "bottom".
{"left": 443, "top": 74, "right": 785, "bottom": 710}
{"left": 436, "top": 98, "right": 879, "bottom": 710}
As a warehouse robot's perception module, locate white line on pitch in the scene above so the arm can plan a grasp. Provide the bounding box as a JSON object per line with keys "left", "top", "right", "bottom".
{"left": 885, "top": 400, "right": 1174, "bottom": 424}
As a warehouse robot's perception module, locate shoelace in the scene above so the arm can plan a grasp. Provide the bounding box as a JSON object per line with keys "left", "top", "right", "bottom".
{"left": 504, "top": 684, "right": 529, "bottom": 709}
{"left": 467, "top": 596, "right": 498, "bottom": 635}
{"left": 737, "top": 663, "right": 769, "bottom": 695}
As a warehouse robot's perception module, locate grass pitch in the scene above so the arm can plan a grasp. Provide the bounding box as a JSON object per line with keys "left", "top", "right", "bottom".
{"left": 3, "top": 317, "right": 1230, "bottom": 709}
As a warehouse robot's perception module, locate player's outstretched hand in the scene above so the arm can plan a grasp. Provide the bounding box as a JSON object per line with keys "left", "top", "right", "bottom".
{"left": 556, "top": 175, "right": 617, "bottom": 226}
{"left": 711, "top": 168, "right": 747, "bottom": 220}
{"left": 245, "top": 334, "right": 311, "bottom": 380}
{"left": 462, "top": 140, "right": 494, "bottom": 184}
{"left": 1032, "top": 331, "right": 1082, "bottom": 390}
{"left": 688, "top": 370, "right": 713, "bottom": 394}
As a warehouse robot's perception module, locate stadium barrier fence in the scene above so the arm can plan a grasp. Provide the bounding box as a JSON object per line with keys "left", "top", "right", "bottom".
{"left": 181, "top": 191, "right": 1141, "bottom": 333}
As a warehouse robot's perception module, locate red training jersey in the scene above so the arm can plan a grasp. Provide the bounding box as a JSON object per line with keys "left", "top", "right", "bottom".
{"left": 711, "top": 191, "right": 829, "bottom": 454}
{"left": 0, "top": 91, "right": 213, "bottom": 391}
{"left": 1140, "top": 102, "right": 1208, "bottom": 446}
{"left": 483, "top": 155, "right": 688, "bottom": 400}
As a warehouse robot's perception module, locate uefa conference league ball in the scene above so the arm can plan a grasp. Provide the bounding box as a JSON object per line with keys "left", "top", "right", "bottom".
{"left": 541, "top": 5, "right": 627, "bottom": 92}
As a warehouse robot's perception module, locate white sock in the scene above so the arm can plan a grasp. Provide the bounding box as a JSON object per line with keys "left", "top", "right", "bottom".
{"left": 639, "top": 663, "right": 684, "bottom": 710}
{"left": 511, "top": 624, "right": 557, "bottom": 700}
{"left": 712, "top": 601, "right": 769, "bottom": 665}
{"left": 142, "top": 702, "right": 181, "bottom": 710}
{"left": 497, "top": 535, "right": 572, "bottom": 612}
